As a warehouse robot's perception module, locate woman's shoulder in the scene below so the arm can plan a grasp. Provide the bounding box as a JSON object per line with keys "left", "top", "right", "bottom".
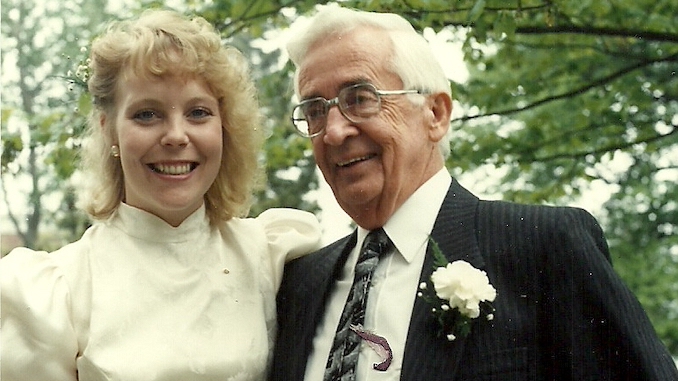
{"left": 1, "top": 232, "right": 95, "bottom": 306}
{"left": 221, "top": 208, "right": 322, "bottom": 262}
{"left": 0, "top": 242, "right": 90, "bottom": 380}
{"left": 256, "top": 207, "right": 321, "bottom": 233}
{"left": 2, "top": 238, "right": 87, "bottom": 275}
{"left": 223, "top": 208, "right": 319, "bottom": 237}
{"left": 1, "top": 246, "right": 54, "bottom": 276}
{"left": 1, "top": 247, "right": 65, "bottom": 314}
{"left": 0, "top": 235, "right": 89, "bottom": 290}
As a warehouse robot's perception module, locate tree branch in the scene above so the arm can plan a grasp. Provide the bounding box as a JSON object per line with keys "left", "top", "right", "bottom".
{"left": 0, "top": 173, "right": 27, "bottom": 246}
{"left": 515, "top": 25, "right": 678, "bottom": 44}
{"left": 532, "top": 126, "right": 677, "bottom": 162}
{"left": 403, "top": 2, "right": 551, "bottom": 15}
{"left": 219, "top": 0, "right": 333, "bottom": 39}
{"left": 398, "top": 1, "right": 678, "bottom": 43}
{"left": 452, "top": 52, "right": 678, "bottom": 123}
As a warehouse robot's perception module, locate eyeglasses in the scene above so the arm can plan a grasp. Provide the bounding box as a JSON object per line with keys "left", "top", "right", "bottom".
{"left": 291, "top": 83, "right": 422, "bottom": 138}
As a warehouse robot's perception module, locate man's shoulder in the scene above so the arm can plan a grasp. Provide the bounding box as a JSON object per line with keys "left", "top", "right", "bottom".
{"left": 471, "top": 198, "right": 605, "bottom": 253}
{"left": 476, "top": 198, "right": 598, "bottom": 225}
{"left": 317, "top": 233, "right": 355, "bottom": 254}
{"left": 284, "top": 232, "right": 355, "bottom": 270}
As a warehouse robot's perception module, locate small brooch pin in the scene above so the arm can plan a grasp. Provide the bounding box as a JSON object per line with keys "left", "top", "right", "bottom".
{"left": 418, "top": 238, "right": 496, "bottom": 341}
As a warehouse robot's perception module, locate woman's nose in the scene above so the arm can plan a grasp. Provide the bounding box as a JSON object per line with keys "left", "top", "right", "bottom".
{"left": 160, "top": 117, "right": 189, "bottom": 147}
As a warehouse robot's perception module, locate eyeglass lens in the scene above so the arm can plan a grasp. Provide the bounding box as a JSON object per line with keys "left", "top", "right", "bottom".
{"left": 293, "top": 84, "right": 381, "bottom": 137}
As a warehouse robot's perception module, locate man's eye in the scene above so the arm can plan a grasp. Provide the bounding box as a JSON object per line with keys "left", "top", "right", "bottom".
{"left": 303, "top": 102, "right": 325, "bottom": 120}
{"left": 350, "top": 89, "right": 377, "bottom": 106}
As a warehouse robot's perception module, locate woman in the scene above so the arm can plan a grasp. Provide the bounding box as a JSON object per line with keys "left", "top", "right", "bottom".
{"left": 0, "top": 9, "right": 321, "bottom": 381}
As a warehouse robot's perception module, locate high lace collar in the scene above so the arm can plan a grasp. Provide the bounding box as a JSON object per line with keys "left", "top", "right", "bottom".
{"left": 110, "top": 203, "right": 210, "bottom": 243}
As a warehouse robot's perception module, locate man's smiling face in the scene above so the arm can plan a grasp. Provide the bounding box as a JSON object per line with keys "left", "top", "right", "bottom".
{"left": 298, "top": 26, "right": 444, "bottom": 229}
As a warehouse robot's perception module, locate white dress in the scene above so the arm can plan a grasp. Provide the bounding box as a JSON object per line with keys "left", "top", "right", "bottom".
{"left": 0, "top": 203, "right": 322, "bottom": 381}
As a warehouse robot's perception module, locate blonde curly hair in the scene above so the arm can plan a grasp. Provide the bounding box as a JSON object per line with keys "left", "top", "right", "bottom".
{"left": 79, "top": 9, "right": 264, "bottom": 225}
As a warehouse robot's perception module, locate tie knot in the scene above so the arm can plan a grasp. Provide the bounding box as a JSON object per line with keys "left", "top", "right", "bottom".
{"left": 360, "top": 228, "right": 393, "bottom": 261}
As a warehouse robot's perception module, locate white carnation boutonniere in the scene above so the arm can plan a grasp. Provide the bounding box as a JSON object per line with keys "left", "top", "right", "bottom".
{"left": 418, "top": 239, "right": 496, "bottom": 341}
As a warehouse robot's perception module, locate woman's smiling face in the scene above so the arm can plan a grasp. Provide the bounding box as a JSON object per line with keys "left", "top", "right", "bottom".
{"left": 110, "top": 73, "right": 223, "bottom": 226}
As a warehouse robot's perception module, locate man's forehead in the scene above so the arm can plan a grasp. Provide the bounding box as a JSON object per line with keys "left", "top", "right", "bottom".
{"left": 297, "top": 32, "right": 396, "bottom": 98}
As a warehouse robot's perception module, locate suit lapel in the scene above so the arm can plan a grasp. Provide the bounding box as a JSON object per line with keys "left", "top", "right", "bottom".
{"left": 299, "top": 232, "right": 358, "bottom": 367}
{"left": 273, "top": 232, "right": 357, "bottom": 381}
{"left": 401, "top": 179, "right": 483, "bottom": 380}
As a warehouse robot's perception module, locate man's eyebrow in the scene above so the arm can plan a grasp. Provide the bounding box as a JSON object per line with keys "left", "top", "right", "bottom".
{"left": 340, "top": 78, "right": 371, "bottom": 89}
{"left": 300, "top": 78, "right": 372, "bottom": 101}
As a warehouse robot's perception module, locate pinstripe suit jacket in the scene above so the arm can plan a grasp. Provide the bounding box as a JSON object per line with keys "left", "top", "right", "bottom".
{"left": 270, "top": 179, "right": 678, "bottom": 380}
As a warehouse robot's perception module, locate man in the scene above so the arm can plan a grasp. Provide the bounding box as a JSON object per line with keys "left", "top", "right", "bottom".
{"left": 271, "top": 5, "right": 678, "bottom": 381}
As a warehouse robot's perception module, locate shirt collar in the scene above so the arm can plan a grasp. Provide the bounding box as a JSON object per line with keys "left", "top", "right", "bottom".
{"left": 357, "top": 168, "right": 452, "bottom": 263}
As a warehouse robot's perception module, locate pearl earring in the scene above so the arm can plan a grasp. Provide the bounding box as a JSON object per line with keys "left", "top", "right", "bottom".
{"left": 111, "top": 145, "right": 120, "bottom": 158}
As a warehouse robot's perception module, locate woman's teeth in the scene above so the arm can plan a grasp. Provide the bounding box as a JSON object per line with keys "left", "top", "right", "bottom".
{"left": 151, "top": 163, "right": 194, "bottom": 175}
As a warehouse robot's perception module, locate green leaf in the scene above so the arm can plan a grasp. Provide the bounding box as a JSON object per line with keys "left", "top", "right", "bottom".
{"left": 429, "top": 237, "right": 449, "bottom": 268}
{"left": 467, "top": 0, "right": 486, "bottom": 23}
{"left": 493, "top": 11, "right": 516, "bottom": 40}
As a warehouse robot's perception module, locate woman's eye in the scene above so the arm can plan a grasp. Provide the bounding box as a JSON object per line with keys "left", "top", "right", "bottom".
{"left": 133, "top": 110, "right": 158, "bottom": 122}
{"left": 188, "top": 108, "right": 213, "bottom": 120}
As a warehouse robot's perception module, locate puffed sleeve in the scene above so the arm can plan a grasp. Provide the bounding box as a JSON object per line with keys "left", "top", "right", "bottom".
{"left": 257, "top": 208, "right": 322, "bottom": 289}
{"left": 1, "top": 248, "right": 79, "bottom": 381}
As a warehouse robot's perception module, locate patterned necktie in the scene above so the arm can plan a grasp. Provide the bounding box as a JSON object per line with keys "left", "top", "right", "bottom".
{"left": 324, "top": 228, "right": 393, "bottom": 381}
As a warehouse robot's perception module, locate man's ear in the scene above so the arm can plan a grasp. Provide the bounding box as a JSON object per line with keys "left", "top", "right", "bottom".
{"left": 428, "top": 92, "right": 452, "bottom": 142}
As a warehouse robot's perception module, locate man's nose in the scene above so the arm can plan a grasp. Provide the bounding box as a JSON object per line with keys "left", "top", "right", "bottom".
{"left": 322, "top": 106, "right": 358, "bottom": 145}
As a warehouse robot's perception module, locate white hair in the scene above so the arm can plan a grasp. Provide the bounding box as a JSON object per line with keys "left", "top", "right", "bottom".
{"left": 287, "top": 4, "right": 452, "bottom": 158}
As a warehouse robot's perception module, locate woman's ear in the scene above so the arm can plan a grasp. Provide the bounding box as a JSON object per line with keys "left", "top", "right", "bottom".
{"left": 100, "top": 112, "right": 117, "bottom": 142}
{"left": 428, "top": 92, "right": 452, "bottom": 142}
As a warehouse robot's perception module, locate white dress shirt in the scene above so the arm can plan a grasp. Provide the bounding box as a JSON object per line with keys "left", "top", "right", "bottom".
{"left": 304, "top": 168, "right": 452, "bottom": 381}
